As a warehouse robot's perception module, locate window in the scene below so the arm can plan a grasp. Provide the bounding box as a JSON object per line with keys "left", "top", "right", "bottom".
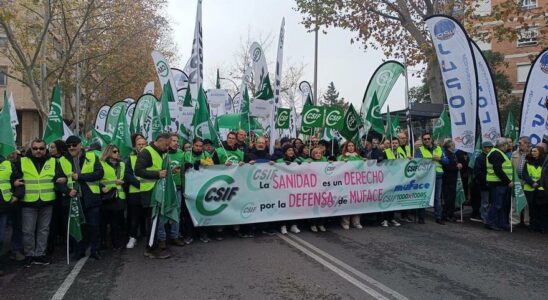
{"left": 521, "top": 0, "right": 538, "bottom": 9}
{"left": 517, "top": 64, "right": 531, "bottom": 83}
{"left": 0, "top": 66, "right": 7, "bottom": 86}
{"left": 517, "top": 27, "right": 538, "bottom": 47}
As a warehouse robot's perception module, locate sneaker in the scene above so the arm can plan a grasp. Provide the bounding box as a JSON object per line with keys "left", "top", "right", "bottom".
{"left": 381, "top": 220, "right": 389, "bottom": 227}
{"left": 310, "top": 225, "right": 318, "bottom": 232}
{"left": 24, "top": 256, "right": 33, "bottom": 268}
{"left": 144, "top": 248, "right": 170, "bottom": 259}
{"left": 32, "top": 255, "right": 50, "bottom": 265}
{"left": 403, "top": 217, "right": 414, "bottom": 223}
{"left": 9, "top": 251, "right": 25, "bottom": 262}
{"left": 199, "top": 235, "right": 210, "bottom": 243}
{"left": 470, "top": 217, "right": 482, "bottom": 223}
{"left": 318, "top": 225, "right": 326, "bottom": 232}
{"left": 213, "top": 233, "right": 224, "bottom": 241}
{"left": 184, "top": 237, "right": 195, "bottom": 245}
{"left": 390, "top": 219, "right": 401, "bottom": 227}
{"left": 341, "top": 224, "right": 350, "bottom": 230}
{"left": 290, "top": 225, "right": 300, "bottom": 233}
{"left": 126, "top": 237, "right": 137, "bottom": 249}
{"left": 281, "top": 226, "right": 288, "bottom": 235}
{"left": 353, "top": 224, "right": 363, "bottom": 229}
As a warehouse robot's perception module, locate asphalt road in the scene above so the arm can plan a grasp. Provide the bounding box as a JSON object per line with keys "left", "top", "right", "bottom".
{"left": 1, "top": 217, "right": 547, "bottom": 300}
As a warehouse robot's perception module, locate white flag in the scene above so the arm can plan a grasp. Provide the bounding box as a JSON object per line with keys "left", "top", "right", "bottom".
{"left": 62, "top": 122, "right": 73, "bottom": 141}
{"left": 94, "top": 105, "right": 110, "bottom": 131}
{"left": 184, "top": 0, "right": 203, "bottom": 100}
{"left": 8, "top": 92, "right": 18, "bottom": 138}
{"left": 270, "top": 18, "right": 285, "bottom": 154}
{"left": 151, "top": 50, "right": 183, "bottom": 133}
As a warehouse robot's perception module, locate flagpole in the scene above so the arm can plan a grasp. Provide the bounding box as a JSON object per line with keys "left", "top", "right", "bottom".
{"left": 403, "top": 54, "right": 413, "bottom": 157}
{"left": 66, "top": 205, "right": 71, "bottom": 265}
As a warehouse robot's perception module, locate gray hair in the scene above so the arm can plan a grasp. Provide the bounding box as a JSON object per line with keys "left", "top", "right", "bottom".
{"left": 495, "top": 137, "right": 507, "bottom": 148}
{"left": 518, "top": 136, "right": 531, "bottom": 145}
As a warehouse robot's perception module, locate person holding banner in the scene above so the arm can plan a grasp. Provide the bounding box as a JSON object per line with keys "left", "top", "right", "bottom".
{"left": 303, "top": 147, "right": 330, "bottom": 232}
{"left": 99, "top": 145, "right": 126, "bottom": 250}
{"left": 338, "top": 141, "right": 364, "bottom": 230}
{"left": 236, "top": 129, "right": 249, "bottom": 154}
{"left": 485, "top": 138, "right": 514, "bottom": 231}
{"left": 125, "top": 134, "right": 147, "bottom": 249}
{"left": 58, "top": 136, "right": 104, "bottom": 260}
{"left": 379, "top": 138, "right": 403, "bottom": 227}
{"left": 522, "top": 146, "right": 546, "bottom": 233}
{"left": 275, "top": 144, "right": 304, "bottom": 234}
{"left": 441, "top": 139, "right": 462, "bottom": 223}
{"left": 134, "top": 133, "right": 171, "bottom": 258}
{"left": 415, "top": 133, "right": 443, "bottom": 225}
{"left": 360, "top": 137, "right": 383, "bottom": 160}
{"left": 398, "top": 132, "right": 412, "bottom": 159}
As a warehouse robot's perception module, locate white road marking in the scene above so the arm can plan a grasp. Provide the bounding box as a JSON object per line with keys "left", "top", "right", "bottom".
{"left": 50, "top": 257, "right": 89, "bottom": 300}
{"left": 287, "top": 233, "right": 410, "bottom": 300}
{"left": 278, "top": 233, "right": 390, "bottom": 300}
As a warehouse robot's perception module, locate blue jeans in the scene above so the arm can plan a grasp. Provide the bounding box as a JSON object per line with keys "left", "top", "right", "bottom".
{"left": 157, "top": 190, "right": 181, "bottom": 241}
{"left": 486, "top": 185, "right": 510, "bottom": 228}
{"left": 480, "top": 190, "right": 490, "bottom": 221}
{"left": 434, "top": 176, "right": 443, "bottom": 220}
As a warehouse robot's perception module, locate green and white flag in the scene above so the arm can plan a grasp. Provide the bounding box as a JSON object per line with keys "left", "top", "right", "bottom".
{"left": 152, "top": 158, "right": 180, "bottom": 223}
{"left": 364, "top": 92, "right": 384, "bottom": 135}
{"left": 339, "top": 104, "right": 361, "bottom": 141}
{"left": 456, "top": 171, "right": 466, "bottom": 207}
{"left": 324, "top": 106, "right": 344, "bottom": 130}
{"left": 299, "top": 93, "right": 314, "bottom": 136}
{"left": 105, "top": 101, "right": 127, "bottom": 136}
{"left": 275, "top": 108, "right": 291, "bottom": 129}
{"left": 301, "top": 105, "right": 324, "bottom": 128}
{"left": 192, "top": 86, "right": 219, "bottom": 146}
{"left": 159, "top": 82, "right": 174, "bottom": 129}
{"left": 0, "top": 92, "right": 16, "bottom": 157}
{"left": 151, "top": 100, "right": 163, "bottom": 141}
{"left": 513, "top": 169, "right": 527, "bottom": 216}
{"left": 433, "top": 107, "right": 451, "bottom": 141}
{"left": 504, "top": 110, "right": 518, "bottom": 143}
{"left": 131, "top": 94, "right": 158, "bottom": 140}
{"left": 7, "top": 92, "right": 18, "bottom": 139}
{"left": 43, "top": 85, "right": 64, "bottom": 144}
{"left": 468, "top": 135, "right": 482, "bottom": 169}
{"left": 391, "top": 112, "right": 401, "bottom": 137}
{"left": 91, "top": 128, "right": 111, "bottom": 147}
{"left": 385, "top": 106, "right": 393, "bottom": 140}
{"left": 111, "top": 105, "right": 133, "bottom": 158}
{"left": 68, "top": 196, "right": 85, "bottom": 242}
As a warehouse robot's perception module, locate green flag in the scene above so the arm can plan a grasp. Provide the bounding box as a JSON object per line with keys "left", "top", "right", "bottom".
{"left": 255, "top": 74, "right": 274, "bottom": 100}
{"left": 324, "top": 106, "right": 344, "bottom": 130}
{"left": 160, "top": 82, "right": 173, "bottom": 129}
{"left": 513, "top": 169, "right": 527, "bottom": 216}
{"left": 300, "top": 94, "right": 314, "bottom": 136}
{"left": 192, "top": 86, "right": 219, "bottom": 146}
{"left": 68, "top": 196, "right": 85, "bottom": 242}
{"left": 275, "top": 108, "right": 291, "bottom": 129}
{"left": 339, "top": 104, "right": 361, "bottom": 141}
{"left": 151, "top": 102, "right": 163, "bottom": 141}
{"left": 433, "top": 107, "right": 451, "bottom": 141}
{"left": 111, "top": 105, "right": 133, "bottom": 158}
{"left": 91, "top": 128, "right": 111, "bottom": 147}
{"left": 364, "top": 92, "right": 384, "bottom": 135}
{"left": 178, "top": 123, "right": 191, "bottom": 146}
{"left": 504, "top": 110, "right": 518, "bottom": 143}
{"left": 183, "top": 88, "right": 193, "bottom": 107}
{"left": 301, "top": 105, "right": 325, "bottom": 128}
{"left": 216, "top": 69, "right": 221, "bottom": 89}
{"left": 385, "top": 106, "right": 393, "bottom": 140}
{"left": 391, "top": 112, "right": 400, "bottom": 137}
{"left": 151, "top": 158, "right": 180, "bottom": 223}
{"left": 43, "top": 85, "right": 64, "bottom": 144}
{"left": 456, "top": 171, "right": 466, "bottom": 207}
{"left": 0, "top": 92, "right": 16, "bottom": 157}
{"left": 360, "top": 61, "right": 405, "bottom": 121}
{"left": 468, "top": 135, "right": 482, "bottom": 170}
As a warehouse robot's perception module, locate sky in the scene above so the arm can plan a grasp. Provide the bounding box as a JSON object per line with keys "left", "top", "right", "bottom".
{"left": 166, "top": 0, "right": 424, "bottom": 113}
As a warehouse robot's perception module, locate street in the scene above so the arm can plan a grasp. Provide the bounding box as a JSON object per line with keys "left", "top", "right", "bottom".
{"left": 1, "top": 216, "right": 547, "bottom": 300}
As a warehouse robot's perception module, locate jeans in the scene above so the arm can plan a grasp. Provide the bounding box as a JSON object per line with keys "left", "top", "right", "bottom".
{"left": 442, "top": 177, "right": 456, "bottom": 219}
{"left": 486, "top": 185, "right": 510, "bottom": 228}
{"left": 434, "top": 176, "right": 443, "bottom": 220}
{"left": 8, "top": 206, "right": 23, "bottom": 253}
{"left": 157, "top": 189, "right": 181, "bottom": 241}
{"left": 480, "top": 190, "right": 490, "bottom": 221}
{"left": 22, "top": 206, "right": 53, "bottom": 257}
{"left": 0, "top": 211, "right": 7, "bottom": 252}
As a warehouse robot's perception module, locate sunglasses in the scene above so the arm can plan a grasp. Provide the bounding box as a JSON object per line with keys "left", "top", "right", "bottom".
{"left": 32, "top": 147, "right": 46, "bottom": 151}
{"left": 68, "top": 143, "right": 80, "bottom": 148}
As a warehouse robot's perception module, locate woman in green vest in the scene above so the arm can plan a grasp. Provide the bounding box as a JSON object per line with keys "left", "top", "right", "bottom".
{"left": 337, "top": 141, "right": 364, "bottom": 230}
{"left": 522, "top": 145, "right": 547, "bottom": 233}
{"left": 99, "top": 145, "right": 126, "bottom": 250}
{"left": 275, "top": 145, "right": 302, "bottom": 235}
{"left": 304, "top": 147, "right": 330, "bottom": 233}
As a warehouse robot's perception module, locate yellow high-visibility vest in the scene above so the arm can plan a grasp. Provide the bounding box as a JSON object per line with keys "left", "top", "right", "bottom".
{"left": 21, "top": 157, "right": 56, "bottom": 202}
{"left": 100, "top": 161, "right": 126, "bottom": 200}
{"left": 0, "top": 160, "right": 13, "bottom": 202}
{"left": 486, "top": 148, "right": 513, "bottom": 183}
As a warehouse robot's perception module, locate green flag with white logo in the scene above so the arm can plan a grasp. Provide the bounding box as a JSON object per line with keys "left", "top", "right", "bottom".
{"left": 504, "top": 110, "right": 518, "bottom": 143}
{"left": 513, "top": 169, "right": 527, "bottom": 216}
{"left": 385, "top": 106, "right": 393, "bottom": 140}
{"left": 105, "top": 102, "right": 127, "bottom": 137}
{"left": 160, "top": 82, "right": 174, "bottom": 129}
{"left": 275, "top": 108, "right": 291, "bottom": 129}
{"left": 255, "top": 74, "right": 274, "bottom": 100}
{"left": 339, "top": 104, "right": 361, "bottom": 141}
{"left": 43, "top": 85, "right": 64, "bottom": 144}
{"left": 151, "top": 101, "right": 163, "bottom": 141}
{"left": 0, "top": 92, "right": 16, "bottom": 157}
{"left": 111, "top": 105, "right": 133, "bottom": 158}
{"left": 391, "top": 112, "right": 400, "bottom": 137}
{"left": 364, "top": 92, "right": 385, "bottom": 135}
{"left": 301, "top": 105, "right": 325, "bottom": 128}
{"left": 152, "top": 158, "right": 180, "bottom": 224}
{"left": 192, "top": 86, "right": 220, "bottom": 146}
{"left": 183, "top": 88, "right": 193, "bottom": 107}
{"left": 91, "top": 128, "right": 111, "bottom": 147}
{"left": 68, "top": 196, "right": 85, "bottom": 242}
{"left": 324, "top": 106, "right": 344, "bottom": 130}
{"left": 433, "top": 107, "right": 451, "bottom": 141}
{"left": 456, "top": 171, "right": 466, "bottom": 207}
{"left": 300, "top": 93, "right": 314, "bottom": 135}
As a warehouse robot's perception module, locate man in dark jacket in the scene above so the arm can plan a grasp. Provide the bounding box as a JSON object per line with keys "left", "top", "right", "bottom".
{"left": 59, "top": 136, "right": 104, "bottom": 260}
{"left": 244, "top": 137, "right": 272, "bottom": 163}
{"left": 0, "top": 154, "right": 24, "bottom": 274}
{"left": 17, "top": 139, "right": 65, "bottom": 265}
{"left": 485, "top": 138, "right": 513, "bottom": 231}
{"left": 472, "top": 141, "right": 493, "bottom": 221}
{"left": 360, "top": 137, "right": 383, "bottom": 161}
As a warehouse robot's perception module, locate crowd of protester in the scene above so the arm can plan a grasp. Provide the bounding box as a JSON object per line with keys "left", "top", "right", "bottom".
{"left": 0, "top": 128, "right": 547, "bottom": 275}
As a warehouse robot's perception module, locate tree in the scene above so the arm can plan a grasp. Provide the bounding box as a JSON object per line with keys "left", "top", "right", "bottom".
{"left": 294, "top": 0, "right": 531, "bottom": 105}
{"left": 408, "top": 77, "right": 431, "bottom": 104}
{"left": 320, "top": 81, "right": 348, "bottom": 109}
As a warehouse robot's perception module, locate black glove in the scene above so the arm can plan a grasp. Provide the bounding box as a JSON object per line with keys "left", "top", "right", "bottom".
{"left": 194, "top": 161, "right": 200, "bottom": 171}
{"left": 184, "top": 163, "right": 193, "bottom": 171}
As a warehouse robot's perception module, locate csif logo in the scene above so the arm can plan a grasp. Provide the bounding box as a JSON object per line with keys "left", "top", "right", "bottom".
{"left": 196, "top": 175, "right": 239, "bottom": 216}
{"left": 324, "top": 163, "right": 336, "bottom": 175}
{"left": 404, "top": 160, "right": 433, "bottom": 178}
{"left": 303, "top": 107, "right": 322, "bottom": 125}
{"left": 110, "top": 106, "right": 122, "bottom": 117}
{"left": 276, "top": 110, "right": 289, "bottom": 127}
{"left": 345, "top": 111, "right": 358, "bottom": 131}
{"left": 156, "top": 60, "right": 169, "bottom": 78}
{"left": 252, "top": 48, "right": 262, "bottom": 62}
{"left": 433, "top": 19, "right": 456, "bottom": 40}
{"left": 325, "top": 109, "right": 342, "bottom": 127}
{"left": 376, "top": 70, "right": 393, "bottom": 86}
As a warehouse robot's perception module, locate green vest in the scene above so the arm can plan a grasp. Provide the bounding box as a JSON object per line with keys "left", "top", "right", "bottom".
{"left": 486, "top": 148, "right": 513, "bottom": 183}
{"left": 215, "top": 147, "right": 244, "bottom": 164}
{"left": 523, "top": 163, "right": 544, "bottom": 191}
{"left": 337, "top": 154, "right": 362, "bottom": 161}
{"left": 0, "top": 160, "right": 13, "bottom": 202}
{"left": 140, "top": 145, "right": 164, "bottom": 192}
{"left": 58, "top": 151, "right": 101, "bottom": 194}
{"left": 21, "top": 157, "right": 56, "bottom": 202}
{"left": 183, "top": 151, "right": 210, "bottom": 165}
{"left": 100, "top": 161, "right": 126, "bottom": 200}
{"left": 167, "top": 149, "right": 184, "bottom": 187}
{"left": 419, "top": 146, "right": 443, "bottom": 173}
{"left": 128, "top": 154, "right": 142, "bottom": 194}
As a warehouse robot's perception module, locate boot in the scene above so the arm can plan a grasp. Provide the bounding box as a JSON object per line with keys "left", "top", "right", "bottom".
{"left": 158, "top": 240, "right": 167, "bottom": 250}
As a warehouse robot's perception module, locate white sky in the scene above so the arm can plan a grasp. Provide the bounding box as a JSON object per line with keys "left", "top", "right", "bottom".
{"left": 166, "top": 0, "right": 423, "bottom": 112}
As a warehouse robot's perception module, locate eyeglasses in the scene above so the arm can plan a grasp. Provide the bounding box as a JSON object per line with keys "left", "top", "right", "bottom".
{"left": 68, "top": 143, "right": 80, "bottom": 148}
{"left": 112, "top": 150, "right": 119, "bottom": 154}
{"left": 32, "top": 147, "right": 45, "bottom": 151}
